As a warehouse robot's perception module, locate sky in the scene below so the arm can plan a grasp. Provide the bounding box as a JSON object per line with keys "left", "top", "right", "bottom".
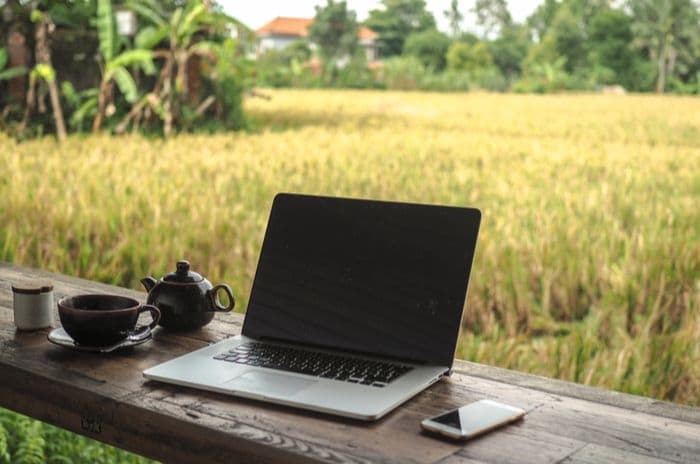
{"left": 219, "top": 1, "right": 543, "bottom": 34}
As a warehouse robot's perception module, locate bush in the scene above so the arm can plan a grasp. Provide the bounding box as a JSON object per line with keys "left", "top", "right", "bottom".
{"left": 418, "top": 71, "right": 471, "bottom": 92}
{"left": 403, "top": 29, "right": 451, "bottom": 71}
{"left": 381, "top": 56, "right": 427, "bottom": 90}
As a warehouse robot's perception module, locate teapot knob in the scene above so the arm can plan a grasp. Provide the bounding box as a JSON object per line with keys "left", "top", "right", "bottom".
{"left": 176, "top": 260, "right": 190, "bottom": 275}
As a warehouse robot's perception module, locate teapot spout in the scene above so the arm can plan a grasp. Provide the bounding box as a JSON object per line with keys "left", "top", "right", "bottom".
{"left": 140, "top": 276, "right": 158, "bottom": 292}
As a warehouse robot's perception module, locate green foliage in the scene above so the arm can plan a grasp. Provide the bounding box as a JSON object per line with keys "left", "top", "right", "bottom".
{"left": 255, "top": 42, "right": 317, "bottom": 88}
{"left": 403, "top": 29, "right": 451, "bottom": 71}
{"left": 526, "top": 0, "right": 560, "bottom": 41}
{"left": 30, "top": 64, "right": 55, "bottom": 83}
{"left": 201, "top": 38, "right": 248, "bottom": 130}
{"left": 308, "top": 0, "right": 359, "bottom": 77}
{"left": 0, "top": 408, "right": 152, "bottom": 463}
{"left": 513, "top": 56, "right": 573, "bottom": 92}
{"left": 488, "top": 24, "right": 530, "bottom": 80}
{"left": 96, "top": 0, "right": 117, "bottom": 61}
{"left": 628, "top": 0, "right": 700, "bottom": 92}
{"left": 447, "top": 41, "right": 494, "bottom": 72}
{"left": 417, "top": 70, "right": 471, "bottom": 91}
{"left": 0, "top": 48, "right": 27, "bottom": 81}
{"left": 545, "top": 4, "right": 588, "bottom": 73}
{"left": 61, "top": 82, "right": 99, "bottom": 131}
{"left": 381, "top": 56, "right": 427, "bottom": 89}
{"left": 587, "top": 9, "right": 648, "bottom": 90}
{"left": 365, "top": 0, "right": 436, "bottom": 57}
{"left": 472, "top": 0, "right": 513, "bottom": 35}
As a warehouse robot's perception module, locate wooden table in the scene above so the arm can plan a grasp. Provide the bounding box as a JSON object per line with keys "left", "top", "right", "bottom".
{"left": 1, "top": 263, "right": 699, "bottom": 464}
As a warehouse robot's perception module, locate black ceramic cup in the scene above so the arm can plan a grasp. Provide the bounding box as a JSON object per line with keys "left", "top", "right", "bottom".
{"left": 58, "top": 294, "right": 160, "bottom": 346}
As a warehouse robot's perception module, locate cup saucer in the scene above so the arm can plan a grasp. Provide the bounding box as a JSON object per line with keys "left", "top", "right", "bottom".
{"left": 47, "top": 327, "right": 153, "bottom": 353}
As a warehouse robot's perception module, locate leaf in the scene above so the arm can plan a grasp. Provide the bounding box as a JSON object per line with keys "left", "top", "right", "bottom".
{"left": 109, "top": 66, "right": 138, "bottom": 103}
{"left": 182, "top": 2, "right": 207, "bottom": 28}
{"left": 13, "top": 420, "right": 44, "bottom": 464}
{"left": 135, "top": 25, "right": 167, "bottom": 50}
{"left": 0, "top": 48, "right": 7, "bottom": 70}
{"left": 170, "top": 7, "right": 183, "bottom": 33}
{"left": 0, "top": 421, "right": 10, "bottom": 464}
{"left": 127, "top": 0, "right": 166, "bottom": 28}
{"left": 178, "top": 3, "right": 206, "bottom": 37}
{"left": 96, "top": 0, "right": 116, "bottom": 61}
{"left": 60, "top": 81, "right": 79, "bottom": 106}
{"left": 30, "top": 9, "right": 43, "bottom": 23}
{"left": 0, "top": 66, "right": 27, "bottom": 81}
{"left": 30, "top": 64, "right": 55, "bottom": 83}
{"left": 108, "top": 49, "right": 155, "bottom": 75}
{"left": 70, "top": 97, "right": 98, "bottom": 131}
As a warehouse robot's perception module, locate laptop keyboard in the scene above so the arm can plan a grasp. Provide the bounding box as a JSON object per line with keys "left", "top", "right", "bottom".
{"left": 213, "top": 342, "right": 413, "bottom": 388}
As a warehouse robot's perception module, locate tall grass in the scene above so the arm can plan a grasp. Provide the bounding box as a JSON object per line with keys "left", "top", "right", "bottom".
{"left": 1, "top": 90, "right": 699, "bottom": 410}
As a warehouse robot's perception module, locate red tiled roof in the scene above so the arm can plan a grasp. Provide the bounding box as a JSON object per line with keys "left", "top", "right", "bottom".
{"left": 256, "top": 17, "right": 377, "bottom": 40}
{"left": 358, "top": 26, "right": 378, "bottom": 40}
{"left": 256, "top": 17, "right": 312, "bottom": 37}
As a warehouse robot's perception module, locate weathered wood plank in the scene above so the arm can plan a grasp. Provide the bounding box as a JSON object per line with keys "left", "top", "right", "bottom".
{"left": 563, "top": 444, "right": 678, "bottom": 464}
{"left": 453, "top": 360, "right": 700, "bottom": 426}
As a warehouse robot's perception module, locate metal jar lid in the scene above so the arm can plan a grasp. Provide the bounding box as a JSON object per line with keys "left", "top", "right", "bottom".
{"left": 11, "top": 282, "right": 54, "bottom": 295}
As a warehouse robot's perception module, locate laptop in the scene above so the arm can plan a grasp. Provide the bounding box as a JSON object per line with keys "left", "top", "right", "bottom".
{"left": 143, "top": 193, "right": 481, "bottom": 421}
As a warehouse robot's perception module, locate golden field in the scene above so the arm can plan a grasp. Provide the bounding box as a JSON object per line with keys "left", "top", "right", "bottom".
{"left": 1, "top": 89, "right": 699, "bottom": 404}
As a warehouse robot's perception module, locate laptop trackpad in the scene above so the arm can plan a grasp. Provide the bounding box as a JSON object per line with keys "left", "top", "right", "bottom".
{"left": 224, "top": 371, "right": 317, "bottom": 397}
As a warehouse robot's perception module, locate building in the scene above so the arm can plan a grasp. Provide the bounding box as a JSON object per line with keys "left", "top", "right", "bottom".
{"left": 256, "top": 17, "right": 379, "bottom": 62}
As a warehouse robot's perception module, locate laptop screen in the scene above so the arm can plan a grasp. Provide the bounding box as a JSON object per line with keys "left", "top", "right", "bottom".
{"left": 242, "top": 194, "right": 481, "bottom": 367}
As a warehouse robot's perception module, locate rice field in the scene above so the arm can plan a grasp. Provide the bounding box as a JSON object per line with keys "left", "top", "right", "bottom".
{"left": 1, "top": 89, "right": 699, "bottom": 407}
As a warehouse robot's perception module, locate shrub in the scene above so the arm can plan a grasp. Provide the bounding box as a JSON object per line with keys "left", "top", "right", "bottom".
{"left": 403, "top": 29, "right": 451, "bottom": 71}
{"left": 382, "top": 56, "right": 427, "bottom": 90}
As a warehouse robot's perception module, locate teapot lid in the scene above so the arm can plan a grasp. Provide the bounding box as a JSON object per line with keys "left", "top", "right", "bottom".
{"left": 162, "top": 260, "right": 203, "bottom": 283}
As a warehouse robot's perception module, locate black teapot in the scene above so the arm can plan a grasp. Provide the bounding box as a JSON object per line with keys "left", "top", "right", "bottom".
{"left": 141, "top": 260, "right": 235, "bottom": 330}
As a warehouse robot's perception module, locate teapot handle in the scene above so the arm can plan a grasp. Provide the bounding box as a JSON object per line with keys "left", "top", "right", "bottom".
{"left": 207, "top": 284, "right": 235, "bottom": 312}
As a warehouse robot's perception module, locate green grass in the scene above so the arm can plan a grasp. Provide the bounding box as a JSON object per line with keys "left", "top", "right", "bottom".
{"left": 0, "top": 89, "right": 699, "bottom": 459}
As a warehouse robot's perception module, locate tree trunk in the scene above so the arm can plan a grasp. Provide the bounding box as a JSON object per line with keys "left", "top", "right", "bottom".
{"left": 92, "top": 79, "right": 110, "bottom": 133}
{"left": 656, "top": 35, "right": 668, "bottom": 94}
{"left": 35, "top": 15, "right": 66, "bottom": 140}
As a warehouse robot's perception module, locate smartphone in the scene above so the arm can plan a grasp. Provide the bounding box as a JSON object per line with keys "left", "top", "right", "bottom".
{"left": 421, "top": 399, "right": 525, "bottom": 440}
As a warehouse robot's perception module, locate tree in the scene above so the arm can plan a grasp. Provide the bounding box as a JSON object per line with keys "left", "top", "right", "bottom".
{"left": 473, "top": 0, "right": 512, "bottom": 37}
{"left": 628, "top": 0, "right": 700, "bottom": 93}
{"left": 365, "top": 0, "right": 436, "bottom": 57}
{"left": 548, "top": 4, "right": 587, "bottom": 73}
{"left": 489, "top": 24, "right": 531, "bottom": 80}
{"left": 526, "top": 0, "right": 560, "bottom": 41}
{"left": 403, "top": 29, "right": 451, "bottom": 71}
{"left": 587, "top": 8, "right": 648, "bottom": 89}
{"left": 21, "top": 7, "right": 66, "bottom": 140}
{"left": 92, "top": 0, "right": 156, "bottom": 133}
{"left": 443, "top": 0, "right": 463, "bottom": 37}
{"left": 447, "top": 40, "right": 494, "bottom": 72}
{"left": 308, "top": 0, "right": 358, "bottom": 77}
{"left": 127, "top": 0, "right": 238, "bottom": 135}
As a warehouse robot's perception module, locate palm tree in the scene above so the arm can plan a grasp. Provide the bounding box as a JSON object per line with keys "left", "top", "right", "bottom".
{"left": 628, "top": 0, "right": 700, "bottom": 93}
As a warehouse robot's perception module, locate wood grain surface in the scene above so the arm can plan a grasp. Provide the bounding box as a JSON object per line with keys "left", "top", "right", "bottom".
{"left": 1, "top": 263, "right": 699, "bottom": 463}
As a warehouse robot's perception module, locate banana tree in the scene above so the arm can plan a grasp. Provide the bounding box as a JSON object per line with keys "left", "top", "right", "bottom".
{"left": 17, "top": 8, "right": 67, "bottom": 140}
{"left": 127, "top": 0, "right": 236, "bottom": 134}
{"left": 92, "top": 0, "right": 156, "bottom": 133}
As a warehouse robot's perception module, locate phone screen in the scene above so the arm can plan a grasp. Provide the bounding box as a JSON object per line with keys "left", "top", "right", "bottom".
{"left": 429, "top": 400, "right": 524, "bottom": 436}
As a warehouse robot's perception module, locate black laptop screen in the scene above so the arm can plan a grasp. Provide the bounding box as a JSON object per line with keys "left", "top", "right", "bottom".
{"left": 242, "top": 194, "right": 481, "bottom": 367}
